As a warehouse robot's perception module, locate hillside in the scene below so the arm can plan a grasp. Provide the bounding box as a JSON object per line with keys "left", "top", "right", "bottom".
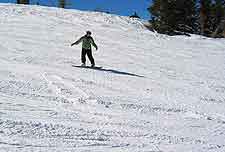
{"left": 0, "top": 4, "right": 225, "bottom": 152}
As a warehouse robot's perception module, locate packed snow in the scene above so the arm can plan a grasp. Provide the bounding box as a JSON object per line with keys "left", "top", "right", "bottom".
{"left": 0, "top": 3, "right": 225, "bottom": 152}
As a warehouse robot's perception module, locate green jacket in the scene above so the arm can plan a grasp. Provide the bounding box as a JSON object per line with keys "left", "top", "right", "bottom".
{"left": 73, "top": 35, "right": 98, "bottom": 50}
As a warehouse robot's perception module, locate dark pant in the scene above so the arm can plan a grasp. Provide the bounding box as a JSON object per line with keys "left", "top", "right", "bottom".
{"left": 81, "top": 48, "right": 95, "bottom": 65}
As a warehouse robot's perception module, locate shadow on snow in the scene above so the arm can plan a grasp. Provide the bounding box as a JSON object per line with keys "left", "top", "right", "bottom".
{"left": 72, "top": 65, "right": 145, "bottom": 78}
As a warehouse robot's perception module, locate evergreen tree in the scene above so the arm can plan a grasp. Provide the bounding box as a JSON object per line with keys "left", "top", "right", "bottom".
{"left": 211, "top": 0, "right": 225, "bottom": 37}
{"left": 58, "top": 0, "right": 66, "bottom": 8}
{"left": 17, "top": 0, "right": 29, "bottom": 4}
{"left": 212, "top": 0, "right": 224, "bottom": 28}
{"left": 148, "top": 0, "right": 224, "bottom": 37}
{"left": 175, "top": 0, "right": 198, "bottom": 33}
{"left": 199, "top": 0, "right": 213, "bottom": 36}
{"left": 148, "top": 0, "right": 173, "bottom": 34}
{"left": 148, "top": 0, "right": 197, "bottom": 35}
{"left": 130, "top": 12, "right": 141, "bottom": 19}
{"left": 199, "top": 0, "right": 225, "bottom": 37}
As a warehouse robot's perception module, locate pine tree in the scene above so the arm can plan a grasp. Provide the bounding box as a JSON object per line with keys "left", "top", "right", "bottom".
{"left": 17, "top": 0, "right": 29, "bottom": 4}
{"left": 175, "top": 0, "right": 198, "bottom": 33}
{"left": 148, "top": 0, "right": 173, "bottom": 34}
{"left": 58, "top": 0, "right": 66, "bottom": 8}
{"left": 148, "top": 0, "right": 197, "bottom": 35}
{"left": 199, "top": 0, "right": 225, "bottom": 37}
{"left": 148, "top": 0, "right": 224, "bottom": 37}
{"left": 211, "top": 0, "right": 225, "bottom": 37}
{"left": 130, "top": 12, "right": 141, "bottom": 19}
{"left": 199, "top": 0, "right": 213, "bottom": 36}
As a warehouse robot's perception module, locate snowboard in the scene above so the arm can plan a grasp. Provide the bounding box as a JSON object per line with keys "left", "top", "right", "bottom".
{"left": 72, "top": 65, "right": 103, "bottom": 69}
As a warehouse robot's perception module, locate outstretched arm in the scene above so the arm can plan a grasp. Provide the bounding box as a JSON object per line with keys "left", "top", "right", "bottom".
{"left": 91, "top": 37, "right": 98, "bottom": 50}
{"left": 71, "top": 37, "right": 83, "bottom": 46}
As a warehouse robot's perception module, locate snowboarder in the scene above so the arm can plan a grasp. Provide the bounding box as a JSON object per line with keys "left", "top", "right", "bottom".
{"left": 71, "top": 31, "right": 98, "bottom": 67}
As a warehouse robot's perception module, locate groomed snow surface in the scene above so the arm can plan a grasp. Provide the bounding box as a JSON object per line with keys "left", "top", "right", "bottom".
{"left": 0, "top": 3, "right": 225, "bottom": 152}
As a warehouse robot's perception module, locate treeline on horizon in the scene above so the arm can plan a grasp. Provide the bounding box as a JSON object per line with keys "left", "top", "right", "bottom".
{"left": 16, "top": 0, "right": 66, "bottom": 8}
{"left": 16, "top": 0, "right": 225, "bottom": 38}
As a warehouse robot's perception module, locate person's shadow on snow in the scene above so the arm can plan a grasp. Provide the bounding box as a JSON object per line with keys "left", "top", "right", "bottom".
{"left": 72, "top": 65, "right": 145, "bottom": 78}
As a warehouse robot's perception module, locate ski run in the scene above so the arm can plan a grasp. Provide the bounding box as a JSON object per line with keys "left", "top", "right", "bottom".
{"left": 0, "top": 3, "right": 225, "bottom": 152}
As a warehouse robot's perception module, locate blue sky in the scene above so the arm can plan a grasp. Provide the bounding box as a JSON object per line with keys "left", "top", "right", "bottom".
{"left": 0, "top": 0, "right": 152, "bottom": 19}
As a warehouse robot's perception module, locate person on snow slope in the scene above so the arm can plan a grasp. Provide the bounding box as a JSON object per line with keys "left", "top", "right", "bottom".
{"left": 71, "top": 31, "right": 98, "bottom": 67}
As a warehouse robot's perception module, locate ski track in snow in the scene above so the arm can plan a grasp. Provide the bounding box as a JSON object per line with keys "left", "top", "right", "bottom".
{"left": 0, "top": 3, "right": 225, "bottom": 152}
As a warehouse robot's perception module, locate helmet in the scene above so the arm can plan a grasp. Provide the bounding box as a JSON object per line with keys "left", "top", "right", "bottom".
{"left": 86, "top": 31, "right": 92, "bottom": 35}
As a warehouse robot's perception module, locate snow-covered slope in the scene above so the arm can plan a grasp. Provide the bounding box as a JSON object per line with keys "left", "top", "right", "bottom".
{"left": 0, "top": 3, "right": 225, "bottom": 152}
